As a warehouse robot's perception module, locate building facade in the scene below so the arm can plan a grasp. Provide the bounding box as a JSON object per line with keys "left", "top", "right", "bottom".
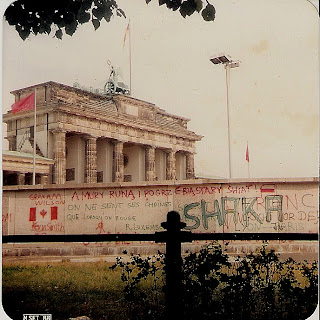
{"left": 3, "top": 81, "right": 202, "bottom": 185}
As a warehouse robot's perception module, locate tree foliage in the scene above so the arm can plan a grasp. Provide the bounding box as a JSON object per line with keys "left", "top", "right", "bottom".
{"left": 4, "top": 0, "right": 216, "bottom": 41}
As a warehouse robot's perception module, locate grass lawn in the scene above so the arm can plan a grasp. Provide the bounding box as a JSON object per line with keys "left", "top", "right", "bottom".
{"left": 2, "top": 261, "right": 135, "bottom": 320}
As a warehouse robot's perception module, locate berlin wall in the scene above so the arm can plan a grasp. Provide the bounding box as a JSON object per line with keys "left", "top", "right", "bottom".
{"left": 2, "top": 179, "right": 318, "bottom": 236}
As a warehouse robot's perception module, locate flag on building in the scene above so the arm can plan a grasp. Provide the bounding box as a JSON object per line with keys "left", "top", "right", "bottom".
{"left": 123, "top": 22, "right": 130, "bottom": 48}
{"left": 246, "top": 143, "right": 250, "bottom": 162}
{"left": 11, "top": 92, "right": 35, "bottom": 114}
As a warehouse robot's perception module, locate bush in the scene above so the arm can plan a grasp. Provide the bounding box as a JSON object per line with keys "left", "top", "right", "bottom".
{"left": 110, "top": 242, "right": 318, "bottom": 320}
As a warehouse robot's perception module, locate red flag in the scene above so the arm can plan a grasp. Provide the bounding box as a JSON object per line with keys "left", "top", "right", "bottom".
{"left": 246, "top": 144, "right": 249, "bottom": 162}
{"left": 11, "top": 92, "right": 35, "bottom": 114}
{"left": 51, "top": 206, "right": 58, "bottom": 220}
{"left": 123, "top": 22, "right": 130, "bottom": 47}
{"left": 29, "top": 208, "right": 36, "bottom": 221}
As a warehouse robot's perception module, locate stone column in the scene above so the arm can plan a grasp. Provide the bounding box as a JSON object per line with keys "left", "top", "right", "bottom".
{"left": 85, "top": 136, "right": 97, "bottom": 183}
{"left": 145, "top": 146, "right": 156, "bottom": 181}
{"left": 52, "top": 130, "right": 66, "bottom": 184}
{"left": 113, "top": 141, "right": 124, "bottom": 182}
{"left": 7, "top": 136, "right": 17, "bottom": 151}
{"left": 186, "top": 153, "right": 195, "bottom": 180}
{"left": 166, "top": 150, "right": 176, "bottom": 180}
{"left": 17, "top": 172, "right": 25, "bottom": 185}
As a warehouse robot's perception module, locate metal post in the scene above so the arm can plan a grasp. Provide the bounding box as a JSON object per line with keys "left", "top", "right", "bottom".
{"left": 209, "top": 55, "right": 240, "bottom": 179}
{"left": 156, "top": 211, "right": 191, "bottom": 320}
{"left": 32, "top": 88, "right": 37, "bottom": 185}
{"left": 225, "top": 64, "right": 232, "bottom": 179}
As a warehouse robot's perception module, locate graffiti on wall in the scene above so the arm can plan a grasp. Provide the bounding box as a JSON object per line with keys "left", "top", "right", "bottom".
{"left": 3, "top": 182, "right": 319, "bottom": 235}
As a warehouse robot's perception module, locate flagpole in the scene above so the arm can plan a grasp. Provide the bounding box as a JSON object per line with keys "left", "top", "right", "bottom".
{"left": 32, "top": 88, "right": 37, "bottom": 185}
{"left": 129, "top": 19, "right": 132, "bottom": 96}
{"left": 246, "top": 141, "right": 250, "bottom": 179}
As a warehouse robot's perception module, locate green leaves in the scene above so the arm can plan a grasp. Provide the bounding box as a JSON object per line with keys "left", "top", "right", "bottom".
{"left": 179, "top": 0, "right": 197, "bottom": 18}
{"left": 4, "top": 0, "right": 125, "bottom": 40}
{"left": 15, "top": 25, "right": 31, "bottom": 41}
{"left": 201, "top": 2, "right": 215, "bottom": 21}
{"left": 5, "top": 0, "right": 215, "bottom": 41}
{"left": 159, "top": 0, "right": 215, "bottom": 21}
{"left": 55, "top": 29, "right": 63, "bottom": 40}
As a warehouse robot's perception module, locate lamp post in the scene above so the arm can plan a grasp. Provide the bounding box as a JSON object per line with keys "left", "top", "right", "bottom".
{"left": 210, "top": 54, "right": 240, "bottom": 179}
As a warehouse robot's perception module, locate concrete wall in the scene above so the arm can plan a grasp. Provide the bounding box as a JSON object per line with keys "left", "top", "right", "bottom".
{"left": 2, "top": 178, "right": 318, "bottom": 236}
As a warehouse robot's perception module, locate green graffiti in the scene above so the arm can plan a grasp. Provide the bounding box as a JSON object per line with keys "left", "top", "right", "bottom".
{"left": 221, "top": 197, "right": 239, "bottom": 225}
{"left": 242, "top": 198, "right": 263, "bottom": 227}
{"left": 266, "top": 195, "right": 283, "bottom": 222}
{"left": 183, "top": 195, "right": 284, "bottom": 230}
{"left": 201, "top": 199, "right": 222, "bottom": 229}
{"left": 184, "top": 202, "right": 201, "bottom": 230}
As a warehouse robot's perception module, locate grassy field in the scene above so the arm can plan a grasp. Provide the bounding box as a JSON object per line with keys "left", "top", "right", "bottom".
{"left": 2, "top": 261, "right": 138, "bottom": 320}
{"left": 2, "top": 249, "right": 318, "bottom": 320}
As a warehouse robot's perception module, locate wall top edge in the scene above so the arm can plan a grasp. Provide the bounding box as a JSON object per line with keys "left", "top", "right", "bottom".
{"left": 3, "top": 177, "right": 319, "bottom": 192}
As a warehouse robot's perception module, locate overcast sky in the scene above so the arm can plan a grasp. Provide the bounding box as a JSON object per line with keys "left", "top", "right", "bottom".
{"left": 0, "top": 0, "right": 319, "bottom": 179}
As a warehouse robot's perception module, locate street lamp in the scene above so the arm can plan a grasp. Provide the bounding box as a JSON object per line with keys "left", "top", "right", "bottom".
{"left": 210, "top": 54, "right": 240, "bottom": 179}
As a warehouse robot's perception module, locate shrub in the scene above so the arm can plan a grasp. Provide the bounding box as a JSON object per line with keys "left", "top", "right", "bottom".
{"left": 110, "top": 242, "right": 318, "bottom": 320}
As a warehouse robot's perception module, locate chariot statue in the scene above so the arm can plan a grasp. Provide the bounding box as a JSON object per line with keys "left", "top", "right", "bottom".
{"left": 104, "top": 60, "right": 130, "bottom": 95}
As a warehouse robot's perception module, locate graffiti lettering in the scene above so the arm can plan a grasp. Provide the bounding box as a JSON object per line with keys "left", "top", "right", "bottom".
{"left": 285, "top": 194, "right": 298, "bottom": 210}
{"left": 145, "top": 201, "right": 171, "bottom": 208}
{"left": 67, "top": 213, "right": 79, "bottom": 221}
{"left": 34, "top": 200, "right": 65, "bottom": 206}
{"left": 68, "top": 204, "right": 81, "bottom": 211}
{"left": 184, "top": 203, "right": 201, "bottom": 229}
{"left": 302, "top": 194, "right": 315, "bottom": 208}
{"left": 175, "top": 186, "right": 222, "bottom": 196}
{"left": 227, "top": 185, "right": 253, "bottom": 194}
{"left": 201, "top": 199, "right": 223, "bottom": 228}
{"left": 85, "top": 204, "right": 97, "bottom": 210}
{"left": 109, "top": 190, "right": 135, "bottom": 200}
{"left": 128, "top": 202, "right": 139, "bottom": 208}
{"left": 265, "top": 196, "right": 283, "bottom": 222}
{"left": 71, "top": 191, "right": 104, "bottom": 201}
{"left": 125, "top": 223, "right": 161, "bottom": 231}
{"left": 115, "top": 215, "right": 136, "bottom": 221}
{"left": 144, "top": 189, "right": 172, "bottom": 197}
{"left": 184, "top": 196, "right": 283, "bottom": 230}
{"left": 101, "top": 202, "right": 123, "bottom": 209}
{"left": 2, "top": 213, "right": 12, "bottom": 223}
{"left": 29, "top": 193, "right": 62, "bottom": 201}
{"left": 297, "top": 211, "right": 319, "bottom": 224}
{"left": 271, "top": 222, "right": 304, "bottom": 232}
{"left": 282, "top": 212, "right": 295, "bottom": 221}
{"left": 242, "top": 198, "right": 263, "bottom": 226}
{"left": 5, "top": 182, "right": 318, "bottom": 236}
{"left": 83, "top": 213, "right": 102, "bottom": 220}
{"left": 31, "top": 221, "right": 64, "bottom": 232}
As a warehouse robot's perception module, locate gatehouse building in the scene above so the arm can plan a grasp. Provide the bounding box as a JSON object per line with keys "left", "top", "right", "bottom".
{"left": 3, "top": 81, "right": 202, "bottom": 186}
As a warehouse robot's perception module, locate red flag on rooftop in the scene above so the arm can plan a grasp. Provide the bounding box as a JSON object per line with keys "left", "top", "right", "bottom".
{"left": 11, "top": 92, "right": 35, "bottom": 114}
{"left": 246, "top": 143, "right": 250, "bottom": 162}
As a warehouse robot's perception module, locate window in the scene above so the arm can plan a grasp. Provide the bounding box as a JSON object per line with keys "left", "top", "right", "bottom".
{"left": 66, "top": 168, "right": 75, "bottom": 181}
{"left": 97, "top": 171, "right": 104, "bottom": 183}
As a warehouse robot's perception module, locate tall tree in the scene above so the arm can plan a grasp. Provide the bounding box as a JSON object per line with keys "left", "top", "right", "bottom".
{"left": 4, "top": 0, "right": 216, "bottom": 40}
